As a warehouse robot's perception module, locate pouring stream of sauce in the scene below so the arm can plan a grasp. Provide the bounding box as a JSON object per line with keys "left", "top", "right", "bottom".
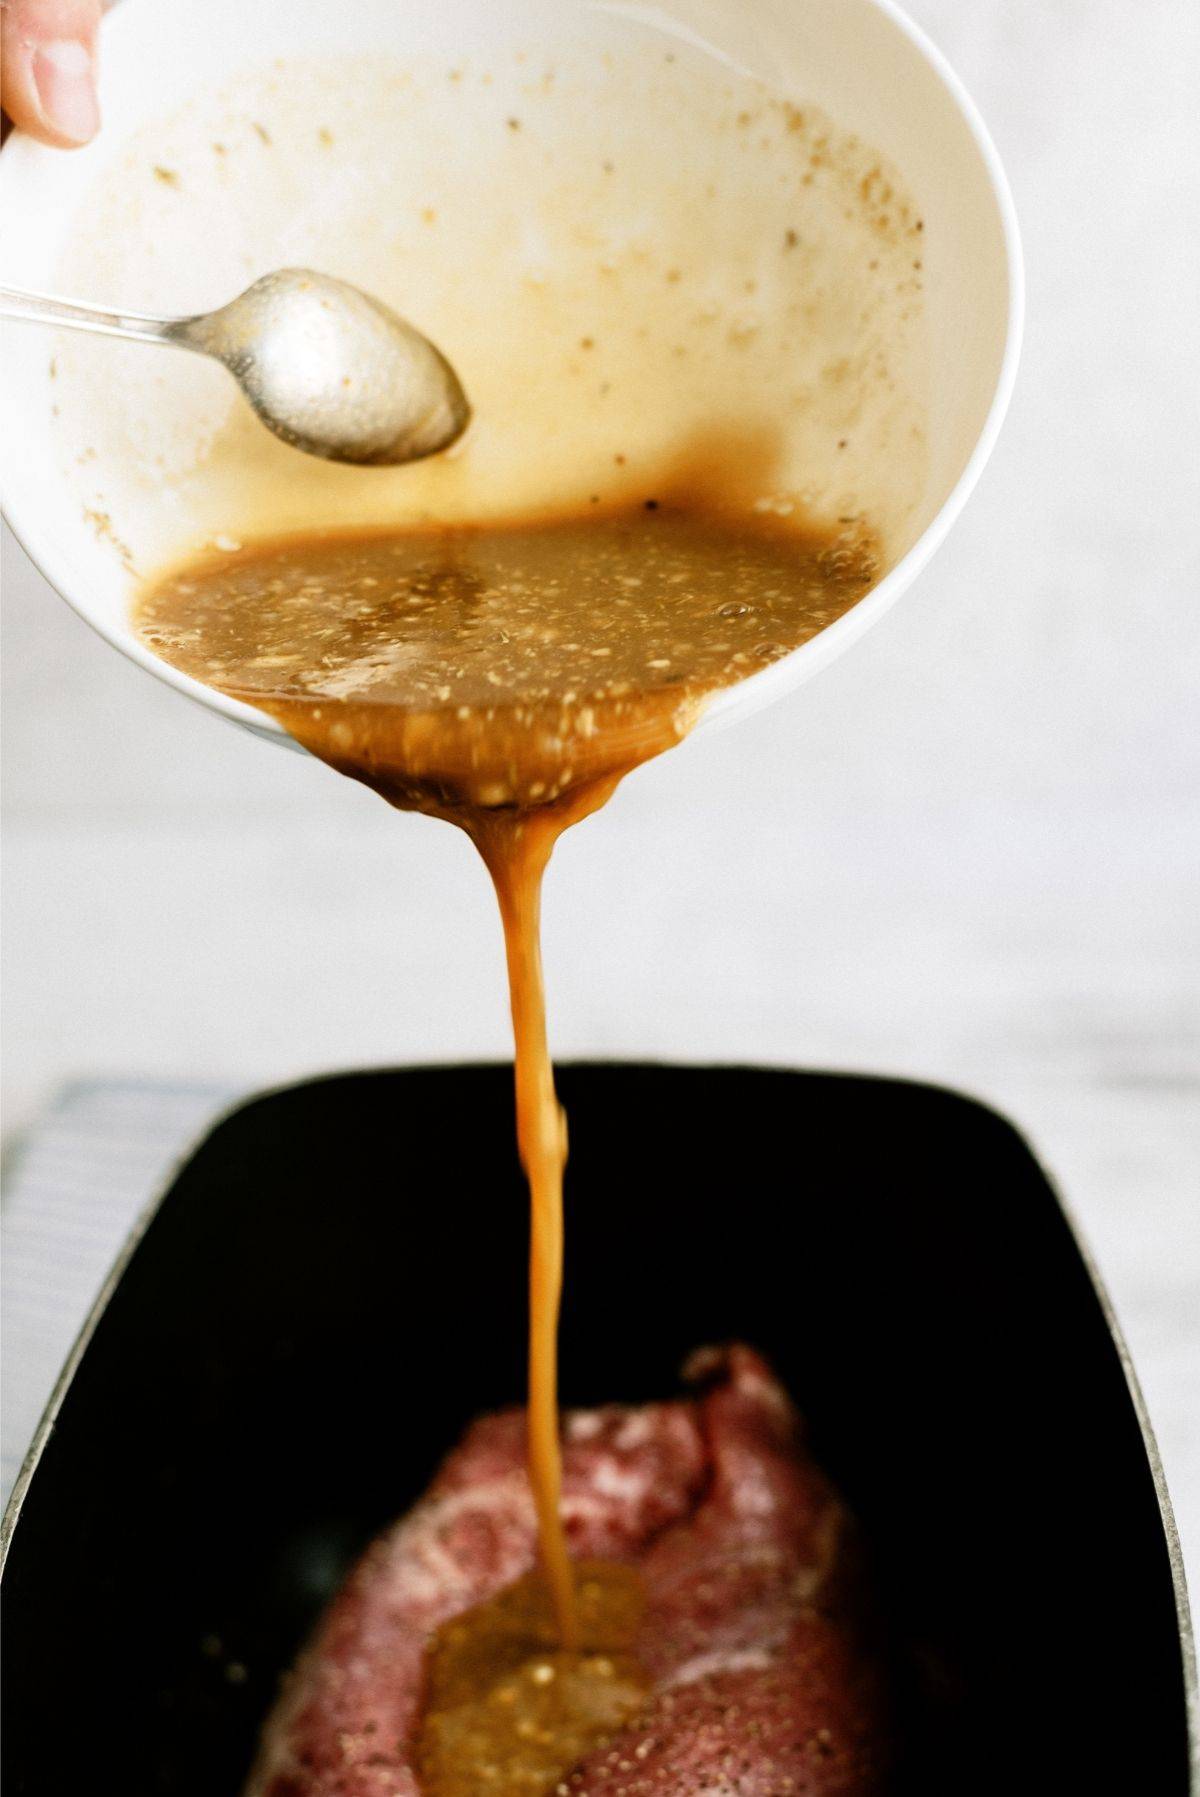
{"left": 135, "top": 501, "right": 878, "bottom": 1764}
{"left": 472, "top": 796, "right": 619, "bottom": 1649}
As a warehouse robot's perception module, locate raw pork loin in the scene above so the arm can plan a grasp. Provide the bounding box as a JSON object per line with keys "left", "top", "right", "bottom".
{"left": 248, "top": 1345, "right": 888, "bottom": 1795}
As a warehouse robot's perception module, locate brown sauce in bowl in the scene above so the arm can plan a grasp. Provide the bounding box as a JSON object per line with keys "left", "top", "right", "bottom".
{"left": 137, "top": 506, "right": 876, "bottom": 814}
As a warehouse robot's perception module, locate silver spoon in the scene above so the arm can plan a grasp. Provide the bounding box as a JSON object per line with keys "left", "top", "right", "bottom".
{"left": 0, "top": 268, "right": 470, "bottom": 466}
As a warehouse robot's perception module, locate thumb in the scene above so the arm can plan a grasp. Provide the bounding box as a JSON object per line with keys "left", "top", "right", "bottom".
{"left": 1, "top": 0, "right": 103, "bottom": 147}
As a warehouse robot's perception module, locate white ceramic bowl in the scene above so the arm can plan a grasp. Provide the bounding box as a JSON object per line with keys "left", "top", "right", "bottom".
{"left": 0, "top": 0, "right": 1021, "bottom": 751}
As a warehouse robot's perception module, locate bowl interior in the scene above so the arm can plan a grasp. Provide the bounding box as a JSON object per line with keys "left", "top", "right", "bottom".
{"left": 0, "top": 0, "right": 1017, "bottom": 738}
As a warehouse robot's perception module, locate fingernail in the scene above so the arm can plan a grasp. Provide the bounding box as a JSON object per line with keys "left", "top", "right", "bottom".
{"left": 32, "top": 39, "right": 99, "bottom": 144}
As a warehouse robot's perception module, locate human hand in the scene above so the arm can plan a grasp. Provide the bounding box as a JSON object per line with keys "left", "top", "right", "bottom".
{"left": 1, "top": 0, "right": 103, "bottom": 147}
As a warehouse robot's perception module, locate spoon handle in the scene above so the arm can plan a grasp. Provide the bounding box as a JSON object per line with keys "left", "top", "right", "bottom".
{"left": 0, "top": 284, "right": 180, "bottom": 346}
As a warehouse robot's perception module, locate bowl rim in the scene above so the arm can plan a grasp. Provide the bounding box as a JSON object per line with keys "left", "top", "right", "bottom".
{"left": 0, "top": 0, "right": 1024, "bottom": 751}
{"left": 702, "top": 0, "right": 1025, "bottom": 734}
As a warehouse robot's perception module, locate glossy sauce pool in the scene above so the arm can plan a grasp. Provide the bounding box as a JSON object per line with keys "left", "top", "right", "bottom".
{"left": 134, "top": 500, "right": 878, "bottom": 1786}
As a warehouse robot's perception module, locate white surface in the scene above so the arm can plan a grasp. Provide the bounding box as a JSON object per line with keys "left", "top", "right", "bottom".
{"left": 3, "top": 0, "right": 1198, "bottom": 1607}
{"left": 0, "top": 1079, "right": 236, "bottom": 1508}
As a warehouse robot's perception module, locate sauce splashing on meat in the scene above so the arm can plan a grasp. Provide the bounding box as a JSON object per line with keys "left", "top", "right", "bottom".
{"left": 415, "top": 1562, "right": 649, "bottom": 1797}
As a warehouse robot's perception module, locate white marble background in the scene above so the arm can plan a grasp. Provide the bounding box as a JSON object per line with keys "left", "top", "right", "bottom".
{"left": 3, "top": 1, "right": 1198, "bottom": 1594}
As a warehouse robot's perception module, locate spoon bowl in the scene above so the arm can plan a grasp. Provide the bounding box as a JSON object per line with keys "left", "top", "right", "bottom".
{"left": 179, "top": 268, "right": 470, "bottom": 465}
{"left": 0, "top": 0, "right": 1021, "bottom": 753}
